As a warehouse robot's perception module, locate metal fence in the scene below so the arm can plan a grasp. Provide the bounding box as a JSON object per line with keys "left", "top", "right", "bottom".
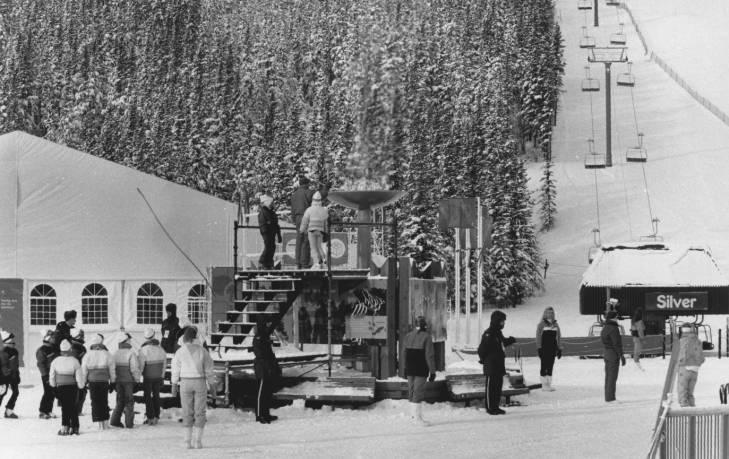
{"left": 660, "top": 407, "right": 729, "bottom": 458}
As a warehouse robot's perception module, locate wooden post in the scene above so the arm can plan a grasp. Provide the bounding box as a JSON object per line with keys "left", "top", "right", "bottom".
{"left": 224, "top": 361, "right": 230, "bottom": 407}
{"left": 293, "top": 298, "right": 300, "bottom": 349}
{"left": 385, "top": 256, "right": 399, "bottom": 378}
{"left": 477, "top": 198, "right": 483, "bottom": 339}
{"left": 398, "top": 257, "right": 411, "bottom": 378}
{"left": 455, "top": 228, "right": 461, "bottom": 345}
{"left": 464, "top": 228, "right": 471, "bottom": 346}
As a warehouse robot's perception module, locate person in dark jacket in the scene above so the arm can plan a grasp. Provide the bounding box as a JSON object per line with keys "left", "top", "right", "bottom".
{"left": 0, "top": 331, "right": 20, "bottom": 418}
{"left": 601, "top": 308, "right": 626, "bottom": 402}
{"left": 36, "top": 329, "right": 58, "bottom": 419}
{"left": 161, "top": 303, "right": 182, "bottom": 354}
{"left": 55, "top": 310, "right": 78, "bottom": 349}
{"left": 477, "top": 310, "right": 516, "bottom": 415}
{"left": 536, "top": 307, "right": 563, "bottom": 391}
{"left": 258, "top": 194, "right": 282, "bottom": 270}
{"left": 252, "top": 316, "right": 280, "bottom": 424}
{"left": 291, "top": 176, "right": 315, "bottom": 269}
{"left": 403, "top": 316, "right": 436, "bottom": 425}
{"left": 70, "top": 328, "right": 87, "bottom": 415}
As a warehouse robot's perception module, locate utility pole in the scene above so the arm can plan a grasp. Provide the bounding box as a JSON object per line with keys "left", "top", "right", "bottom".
{"left": 588, "top": 47, "right": 627, "bottom": 167}
{"left": 594, "top": 0, "right": 599, "bottom": 27}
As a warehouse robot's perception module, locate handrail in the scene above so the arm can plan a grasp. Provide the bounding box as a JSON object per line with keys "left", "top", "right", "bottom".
{"left": 647, "top": 331, "right": 680, "bottom": 458}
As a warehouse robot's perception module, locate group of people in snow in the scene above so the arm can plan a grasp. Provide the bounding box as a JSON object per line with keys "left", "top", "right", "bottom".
{"left": 258, "top": 176, "right": 331, "bottom": 270}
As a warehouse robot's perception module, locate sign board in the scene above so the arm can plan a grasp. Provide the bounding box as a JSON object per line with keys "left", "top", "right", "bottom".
{"left": 0, "top": 279, "right": 24, "bottom": 366}
{"left": 437, "top": 198, "right": 492, "bottom": 249}
{"left": 281, "top": 231, "right": 349, "bottom": 267}
{"left": 346, "top": 316, "right": 388, "bottom": 340}
{"left": 645, "top": 292, "right": 709, "bottom": 312}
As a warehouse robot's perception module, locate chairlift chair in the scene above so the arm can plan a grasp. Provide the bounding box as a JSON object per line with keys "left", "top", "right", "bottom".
{"left": 587, "top": 228, "right": 601, "bottom": 263}
{"left": 617, "top": 61, "right": 636, "bottom": 87}
{"left": 581, "top": 66, "right": 600, "bottom": 92}
{"left": 626, "top": 132, "right": 647, "bottom": 162}
{"left": 610, "top": 23, "right": 627, "bottom": 46}
{"left": 605, "top": 0, "right": 620, "bottom": 6}
{"left": 584, "top": 139, "right": 606, "bottom": 169}
{"left": 578, "top": 0, "right": 592, "bottom": 10}
{"left": 579, "top": 26, "right": 596, "bottom": 49}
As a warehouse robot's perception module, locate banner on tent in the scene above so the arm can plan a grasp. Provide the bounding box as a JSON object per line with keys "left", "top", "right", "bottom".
{"left": 0, "top": 279, "right": 24, "bottom": 366}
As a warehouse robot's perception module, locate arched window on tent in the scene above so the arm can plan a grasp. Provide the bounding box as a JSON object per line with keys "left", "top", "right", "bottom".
{"left": 82, "top": 283, "right": 108, "bottom": 325}
{"left": 30, "top": 284, "right": 57, "bottom": 326}
{"left": 187, "top": 284, "right": 207, "bottom": 325}
{"left": 137, "top": 283, "right": 163, "bottom": 325}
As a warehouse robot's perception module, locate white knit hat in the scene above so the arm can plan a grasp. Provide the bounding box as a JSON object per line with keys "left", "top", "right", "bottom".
{"left": 144, "top": 328, "right": 155, "bottom": 339}
{"left": 312, "top": 191, "right": 322, "bottom": 201}
{"left": 118, "top": 332, "right": 132, "bottom": 346}
{"left": 59, "top": 339, "right": 72, "bottom": 352}
{"left": 260, "top": 194, "right": 273, "bottom": 207}
{"left": 89, "top": 333, "right": 103, "bottom": 346}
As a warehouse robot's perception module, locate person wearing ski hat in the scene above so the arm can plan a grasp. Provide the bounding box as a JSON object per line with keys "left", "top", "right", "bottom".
{"left": 139, "top": 328, "right": 167, "bottom": 425}
{"left": 601, "top": 306, "right": 625, "bottom": 403}
{"left": 403, "top": 315, "right": 436, "bottom": 425}
{"left": 478, "top": 310, "right": 517, "bottom": 415}
{"left": 49, "top": 339, "right": 84, "bottom": 435}
{"left": 110, "top": 332, "right": 141, "bottom": 428}
{"left": 258, "top": 194, "right": 282, "bottom": 270}
{"left": 291, "top": 176, "right": 315, "bottom": 268}
{"left": 81, "top": 333, "right": 115, "bottom": 430}
{"left": 300, "top": 191, "right": 329, "bottom": 270}
{"left": 536, "top": 307, "right": 563, "bottom": 391}
{"left": 36, "top": 329, "right": 58, "bottom": 419}
{"left": 0, "top": 331, "right": 20, "bottom": 418}
{"left": 161, "top": 303, "right": 182, "bottom": 354}
{"left": 70, "top": 328, "right": 87, "bottom": 416}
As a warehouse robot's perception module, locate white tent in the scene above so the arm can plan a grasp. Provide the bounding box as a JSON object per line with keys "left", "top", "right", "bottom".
{"left": 0, "top": 131, "right": 262, "bottom": 364}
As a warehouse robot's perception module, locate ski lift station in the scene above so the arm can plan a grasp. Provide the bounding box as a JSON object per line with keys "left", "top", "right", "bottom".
{"left": 580, "top": 243, "right": 729, "bottom": 334}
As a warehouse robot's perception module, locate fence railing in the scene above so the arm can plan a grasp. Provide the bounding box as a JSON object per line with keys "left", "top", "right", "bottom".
{"left": 659, "top": 407, "right": 729, "bottom": 459}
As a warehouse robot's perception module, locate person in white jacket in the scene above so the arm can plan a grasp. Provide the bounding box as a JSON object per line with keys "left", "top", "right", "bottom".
{"left": 299, "top": 191, "right": 329, "bottom": 269}
{"left": 80, "top": 333, "right": 116, "bottom": 430}
{"left": 139, "top": 328, "right": 167, "bottom": 425}
{"left": 171, "top": 326, "right": 214, "bottom": 449}
{"left": 110, "top": 333, "right": 141, "bottom": 428}
{"left": 49, "top": 339, "right": 84, "bottom": 436}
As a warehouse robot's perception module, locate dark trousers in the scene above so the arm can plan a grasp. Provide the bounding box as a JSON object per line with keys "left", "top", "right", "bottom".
{"left": 256, "top": 378, "right": 272, "bottom": 418}
{"left": 0, "top": 382, "right": 19, "bottom": 410}
{"left": 485, "top": 374, "right": 504, "bottom": 412}
{"left": 57, "top": 385, "right": 79, "bottom": 428}
{"left": 294, "top": 215, "right": 311, "bottom": 268}
{"left": 110, "top": 382, "right": 135, "bottom": 427}
{"left": 143, "top": 379, "right": 162, "bottom": 420}
{"left": 88, "top": 382, "right": 110, "bottom": 422}
{"left": 259, "top": 233, "right": 276, "bottom": 269}
{"left": 539, "top": 353, "right": 557, "bottom": 377}
{"left": 40, "top": 375, "right": 55, "bottom": 414}
{"left": 604, "top": 358, "right": 620, "bottom": 402}
{"left": 76, "top": 387, "right": 87, "bottom": 415}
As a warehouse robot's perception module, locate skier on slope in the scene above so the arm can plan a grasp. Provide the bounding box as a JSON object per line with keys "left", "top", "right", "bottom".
{"left": 478, "top": 310, "right": 516, "bottom": 415}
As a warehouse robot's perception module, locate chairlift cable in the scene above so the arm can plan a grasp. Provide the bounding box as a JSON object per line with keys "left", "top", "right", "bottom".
{"left": 629, "top": 85, "right": 656, "bottom": 233}
{"left": 612, "top": 80, "right": 634, "bottom": 240}
{"left": 630, "top": 86, "right": 641, "bottom": 137}
{"left": 593, "top": 168, "right": 602, "bottom": 234}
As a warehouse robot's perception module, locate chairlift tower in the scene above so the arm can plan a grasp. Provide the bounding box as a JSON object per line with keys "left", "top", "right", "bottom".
{"left": 588, "top": 47, "right": 628, "bottom": 167}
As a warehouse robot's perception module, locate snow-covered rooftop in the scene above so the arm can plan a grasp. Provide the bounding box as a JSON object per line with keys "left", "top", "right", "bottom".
{"left": 581, "top": 242, "right": 729, "bottom": 288}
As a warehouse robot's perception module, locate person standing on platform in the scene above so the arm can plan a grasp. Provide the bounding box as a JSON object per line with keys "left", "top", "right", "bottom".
{"left": 258, "top": 194, "right": 282, "bottom": 270}
{"left": 81, "top": 333, "right": 115, "bottom": 430}
{"left": 300, "top": 191, "right": 329, "bottom": 270}
{"left": 253, "top": 316, "right": 281, "bottom": 424}
{"left": 37, "top": 329, "right": 58, "bottom": 419}
{"left": 404, "top": 316, "right": 436, "bottom": 426}
{"left": 631, "top": 307, "right": 646, "bottom": 370}
{"left": 536, "top": 307, "right": 563, "bottom": 391}
{"left": 161, "top": 303, "right": 181, "bottom": 354}
{"left": 478, "top": 310, "right": 516, "bottom": 415}
{"left": 601, "top": 308, "right": 625, "bottom": 403}
{"left": 291, "top": 176, "right": 315, "bottom": 269}
{"left": 0, "top": 331, "right": 20, "bottom": 418}
{"left": 110, "top": 333, "right": 141, "bottom": 428}
{"left": 677, "top": 326, "right": 705, "bottom": 407}
{"left": 49, "top": 339, "right": 84, "bottom": 435}
{"left": 171, "top": 327, "right": 215, "bottom": 449}
{"left": 139, "top": 328, "right": 167, "bottom": 425}
{"left": 70, "top": 328, "right": 87, "bottom": 415}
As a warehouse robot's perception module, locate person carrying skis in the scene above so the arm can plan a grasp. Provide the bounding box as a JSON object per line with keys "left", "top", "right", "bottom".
{"left": 478, "top": 310, "right": 516, "bottom": 415}
{"left": 536, "top": 307, "right": 563, "bottom": 391}
{"left": 404, "top": 316, "right": 436, "bottom": 425}
{"left": 601, "top": 306, "right": 625, "bottom": 403}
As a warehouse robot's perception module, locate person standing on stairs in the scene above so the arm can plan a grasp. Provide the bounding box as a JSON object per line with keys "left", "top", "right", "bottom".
{"left": 258, "top": 194, "right": 282, "bottom": 270}
{"left": 404, "top": 316, "right": 436, "bottom": 426}
{"left": 536, "top": 307, "right": 563, "bottom": 391}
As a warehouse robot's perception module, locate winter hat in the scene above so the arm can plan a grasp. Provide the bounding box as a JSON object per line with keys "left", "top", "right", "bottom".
{"left": 312, "top": 191, "right": 322, "bottom": 202}
{"left": 59, "top": 339, "right": 72, "bottom": 352}
{"left": 260, "top": 194, "right": 274, "bottom": 208}
{"left": 64, "top": 310, "right": 77, "bottom": 321}
{"left": 416, "top": 316, "right": 427, "bottom": 330}
{"left": 298, "top": 176, "right": 311, "bottom": 186}
{"left": 490, "top": 310, "right": 507, "bottom": 324}
{"left": 607, "top": 298, "right": 619, "bottom": 308}
{"left": 605, "top": 310, "right": 619, "bottom": 320}
{"left": 89, "top": 333, "right": 104, "bottom": 346}
{"left": 165, "top": 303, "right": 177, "bottom": 315}
{"left": 144, "top": 328, "right": 156, "bottom": 340}
{"left": 118, "top": 332, "right": 132, "bottom": 346}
